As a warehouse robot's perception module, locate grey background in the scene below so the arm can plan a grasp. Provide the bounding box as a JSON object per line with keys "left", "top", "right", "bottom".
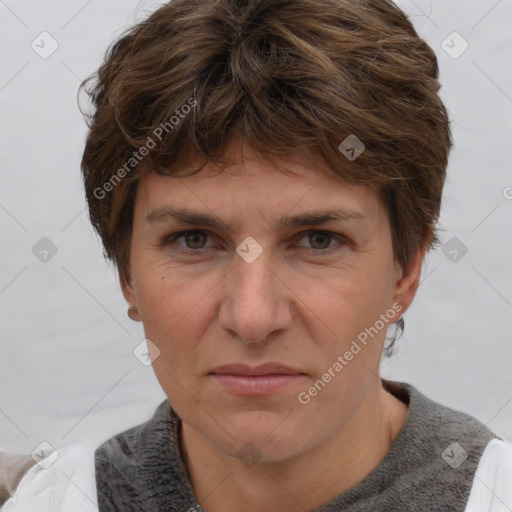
{"left": 1, "top": 0, "right": 511, "bottom": 455}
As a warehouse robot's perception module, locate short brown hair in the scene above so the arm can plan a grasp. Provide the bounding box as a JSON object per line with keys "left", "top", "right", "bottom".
{"left": 80, "top": 0, "right": 451, "bottom": 303}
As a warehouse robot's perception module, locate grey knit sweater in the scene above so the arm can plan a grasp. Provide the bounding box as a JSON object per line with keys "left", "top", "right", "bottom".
{"left": 95, "top": 380, "right": 497, "bottom": 511}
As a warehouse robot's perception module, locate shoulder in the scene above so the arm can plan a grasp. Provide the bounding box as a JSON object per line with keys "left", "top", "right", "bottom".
{"left": 94, "top": 399, "right": 172, "bottom": 473}
{"left": 464, "top": 438, "right": 512, "bottom": 512}
{"left": 370, "top": 380, "right": 507, "bottom": 510}
{"left": 94, "top": 399, "right": 191, "bottom": 511}
{"left": 1, "top": 443, "right": 97, "bottom": 512}
{"left": 94, "top": 399, "right": 200, "bottom": 511}
{"left": 385, "top": 380, "right": 497, "bottom": 450}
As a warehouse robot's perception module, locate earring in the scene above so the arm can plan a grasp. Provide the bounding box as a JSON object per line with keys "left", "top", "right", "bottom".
{"left": 127, "top": 305, "right": 140, "bottom": 321}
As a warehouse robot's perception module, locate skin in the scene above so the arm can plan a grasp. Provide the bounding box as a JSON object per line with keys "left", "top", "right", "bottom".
{"left": 121, "top": 137, "right": 425, "bottom": 512}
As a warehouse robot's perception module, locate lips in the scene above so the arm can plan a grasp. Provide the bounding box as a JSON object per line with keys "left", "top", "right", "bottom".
{"left": 208, "top": 363, "right": 307, "bottom": 395}
{"left": 209, "top": 363, "right": 305, "bottom": 376}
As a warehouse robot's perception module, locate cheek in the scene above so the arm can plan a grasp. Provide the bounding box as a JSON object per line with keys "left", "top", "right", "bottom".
{"left": 135, "top": 260, "right": 210, "bottom": 327}
{"left": 133, "top": 265, "right": 221, "bottom": 367}
{"left": 299, "top": 265, "right": 393, "bottom": 347}
{"left": 134, "top": 269, "right": 211, "bottom": 407}
{"left": 291, "top": 274, "right": 395, "bottom": 437}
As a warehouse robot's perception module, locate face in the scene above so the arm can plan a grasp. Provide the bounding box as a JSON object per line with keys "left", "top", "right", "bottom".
{"left": 122, "top": 139, "right": 421, "bottom": 462}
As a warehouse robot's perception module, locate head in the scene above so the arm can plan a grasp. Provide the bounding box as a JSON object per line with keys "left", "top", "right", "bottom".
{"left": 81, "top": 0, "right": 451, "bottom": 462}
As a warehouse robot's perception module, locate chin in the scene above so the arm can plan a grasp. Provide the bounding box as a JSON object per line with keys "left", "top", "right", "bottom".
{"left": 214, "top": 413, "right": 308, "bottom": 460}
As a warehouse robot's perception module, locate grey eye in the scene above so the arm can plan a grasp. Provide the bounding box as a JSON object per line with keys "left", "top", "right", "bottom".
{"left": 183, "top": 231, "right": 208, "bottom": 249}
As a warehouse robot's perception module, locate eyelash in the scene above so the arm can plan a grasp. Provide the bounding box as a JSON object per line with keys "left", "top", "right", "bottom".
{"left": 163, "top": 230, "right": 347, "bottom": 256}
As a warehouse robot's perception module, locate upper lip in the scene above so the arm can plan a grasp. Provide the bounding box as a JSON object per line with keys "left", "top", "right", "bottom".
{"left": 209, "top": 363, "right": 305, "bottom": 376}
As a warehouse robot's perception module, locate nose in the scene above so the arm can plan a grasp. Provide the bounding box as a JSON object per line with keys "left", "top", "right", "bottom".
{"left": 218, "top": 249, "right": 294, "bottom": 344}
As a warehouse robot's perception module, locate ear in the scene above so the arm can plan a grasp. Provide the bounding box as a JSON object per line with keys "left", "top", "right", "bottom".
{"left": 391, "top": 245, "right": 427, "bottom": 317}
{"left": 119, "top": 269, "right": 141, "bottom": 322}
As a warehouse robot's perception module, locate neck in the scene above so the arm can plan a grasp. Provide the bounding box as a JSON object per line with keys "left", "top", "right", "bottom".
{"left": 180, "top": 379, "right": 408, "bottom": 512}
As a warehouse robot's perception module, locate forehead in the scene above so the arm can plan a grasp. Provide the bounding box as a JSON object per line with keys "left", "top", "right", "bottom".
{"left": 135, "top": 141, "right": 385, "bottom": 223}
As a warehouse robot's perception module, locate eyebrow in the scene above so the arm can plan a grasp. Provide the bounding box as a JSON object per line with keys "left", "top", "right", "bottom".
{"left": 146, "top": 207, "right": 366, "bottom": 231}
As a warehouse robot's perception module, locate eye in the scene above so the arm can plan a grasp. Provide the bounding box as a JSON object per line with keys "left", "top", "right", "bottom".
{"left": 163, "top": 229, "right": 346, "bottom": 256}
{"left": 295, "top": 231, "right": 345, "bottom": 253}
{"left": 165, "top": 230, "right": 213, "bottom": 251}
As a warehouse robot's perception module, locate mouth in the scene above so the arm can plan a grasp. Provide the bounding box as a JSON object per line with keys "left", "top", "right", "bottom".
{"left": 208, "top": 363, "right": 307, "bottom": 396}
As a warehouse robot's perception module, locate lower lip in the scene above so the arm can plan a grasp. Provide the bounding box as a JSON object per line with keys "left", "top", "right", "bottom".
{"left": 210, "top": 374, "right": 306, "bottom": 395}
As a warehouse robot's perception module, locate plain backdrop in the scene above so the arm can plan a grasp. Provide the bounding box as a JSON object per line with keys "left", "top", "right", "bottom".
{"left": 1, "top": 0, "right": 511, "bottom": 455}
